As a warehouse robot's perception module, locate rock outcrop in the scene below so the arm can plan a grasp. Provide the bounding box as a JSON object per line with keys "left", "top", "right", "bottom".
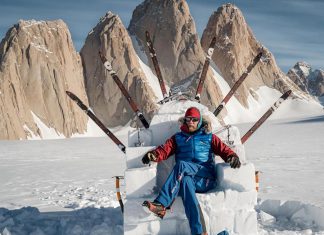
{"left": 128, "top": 0, "right": 224, "bottom": 110}
{"left": 287, "top": 62, "right": 324, "bottom": 97}
{"left": 201, "top": 4, "right": 309, "bottom": 107}
{"left": 81, "top": 12, "right": 157, "bottom": 128}
{"left": 0, "top": 20, "right": 88, "bottom": 140}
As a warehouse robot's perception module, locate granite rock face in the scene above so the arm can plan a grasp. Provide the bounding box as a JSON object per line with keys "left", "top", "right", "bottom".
{"left": 201, "top": 4, "right": 310, "bottom": 107}
{"left": 81, "top": 12, "right": 158, "bottom": 128}
{"left": 128, "top": 0, "right": 224, "bottom": 110}
{"left": 0, "top": 20, "right": 88, "bottom": 140}
{"left": 287, "top": 62, "right": 324, "bottom": 97}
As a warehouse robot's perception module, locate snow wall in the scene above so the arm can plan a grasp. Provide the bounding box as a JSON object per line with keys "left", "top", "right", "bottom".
{"left": 124, "top": 100, "right": 258, "bottom": 235}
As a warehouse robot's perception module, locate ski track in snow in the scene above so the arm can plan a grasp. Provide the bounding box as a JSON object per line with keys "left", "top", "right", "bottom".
{"left": 1, "top": 115, "right": 324, "bottom": 234}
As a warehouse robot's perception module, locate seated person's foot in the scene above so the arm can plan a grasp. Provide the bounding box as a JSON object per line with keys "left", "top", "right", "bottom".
{"left": 142, "top": 200, "right": 166, "bottom": 219}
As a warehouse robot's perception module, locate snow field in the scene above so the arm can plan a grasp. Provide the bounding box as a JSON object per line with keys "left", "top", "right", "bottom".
{"left": 1, "top": 95, "right": 324, "bottom": 234}
{"left": 0, "top": 206, "right": 123, "bottom": 235}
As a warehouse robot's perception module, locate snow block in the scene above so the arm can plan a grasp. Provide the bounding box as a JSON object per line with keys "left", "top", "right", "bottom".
{"left": 214, "top": 125, "right": 242, "bottom": 146}
{"left": 124, "top": 217, "right": 191, "bottom": 235}
{"left": 198, "top": 190, "right": 257, "bottom": 235}
{"left": 197, "top": 190, "right": 225, "bottom": 211}
{"left": 128, "top": 129, "right": 153, "bottom": 147}
{"left": 124, "top": 197, "right": 187, "bottom": 224}
{"left": 290, "top": 204, "right": 324, "bottom": 229}
{"left": 126, "top": 146, "right": 156, "bottom": 169}
{"left": 278, "top": 200, "right": 303, "bottom": 218}
{"left": 259, "top": 211, "right": 276, "bottom": 225}
{"left": 216, "top": 163, "right": 256, "bottom": 191}
{"left": 149, "top": 120, "right": 179, "bottom": 146}
{"left": 125, "top": 166, "right": 157, "bottom": 199}
{"left": 222, "top": 190, "right": 257, "bottom": 210}
{"left": 234, "top": 210, "right": 258, "bottom": 235}
{"left": 207, "top": 209, "right": 235, "bottom": 235}
{"left": 259, "top": 199, "right": 282, "bottom": 217}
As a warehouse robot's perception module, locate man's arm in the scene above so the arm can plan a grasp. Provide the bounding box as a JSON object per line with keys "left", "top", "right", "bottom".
{"left": 142, "top": 135, "right": 177, "bottom": 164}
{"left": 211, "top": 134, "right": 241, "bottom": 168}
{"left": 153, "top": 135, "right": 177, "bottom": 162}
{"left": 211, "top": 134, "right": 235, "bottom": 162}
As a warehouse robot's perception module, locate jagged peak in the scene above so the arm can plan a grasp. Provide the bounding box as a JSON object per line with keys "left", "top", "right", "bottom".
{"left": 99, "top": 11, "right": 119, "bottom": 23}
{"left": 88, "top": 11, "right": 124, "bottom": 36}
{"left": 216, "top": 3, "right": 243, "bottom": 19}
{"left": 16, "top": 19, "right": 66, "bottom": 30}
{"left": 290, "top": 61, "right": 312, "bottom": 77}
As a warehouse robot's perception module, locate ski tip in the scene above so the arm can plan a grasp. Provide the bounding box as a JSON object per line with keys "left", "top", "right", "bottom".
{"left": 285, "top": 90, "right": 292, "bottom": 96}
{"left": 66, "top": 90, "right": 73, "bottom": 97}
{"left": 145, "top": 31, "right": 150, "bottom": 40}
{"left": 143, "top": 123, "right": 150, "bottom": 129}
{"left": 255, "top": 51, "right": 263, "bottom": 62}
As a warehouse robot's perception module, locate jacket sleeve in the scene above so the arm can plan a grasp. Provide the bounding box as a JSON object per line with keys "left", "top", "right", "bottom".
{"left": 211, "top": 134, "right": 235, "bottom": 162}
{"left": 153, "top": 135, "right": 177, "bottom": 162}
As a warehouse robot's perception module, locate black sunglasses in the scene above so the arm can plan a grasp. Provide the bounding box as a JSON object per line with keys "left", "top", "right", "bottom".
{"left": 185, "top": 117, "right": 199, "bottom": 122}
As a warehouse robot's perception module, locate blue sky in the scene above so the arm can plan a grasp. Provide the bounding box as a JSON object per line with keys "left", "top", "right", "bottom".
{"left": 0, "top": 0, "right": 323, "bottom": 72}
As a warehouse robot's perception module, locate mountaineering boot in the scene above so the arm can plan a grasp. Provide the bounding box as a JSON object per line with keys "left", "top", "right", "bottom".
{"left": 142, "top": 200, "right": 166, "bottom": 219}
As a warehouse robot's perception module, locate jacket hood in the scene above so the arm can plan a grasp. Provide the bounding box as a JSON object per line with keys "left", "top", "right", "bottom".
{"left": 178, "top": 115, "right": 212, "bottom": 134}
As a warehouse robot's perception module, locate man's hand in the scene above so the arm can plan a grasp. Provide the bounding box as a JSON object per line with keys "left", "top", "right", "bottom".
{"left": 142, "top": 151, "right": 157, "bottom": 164}
{"left": 226, "top": 154, "right": 241, "bottom": 169}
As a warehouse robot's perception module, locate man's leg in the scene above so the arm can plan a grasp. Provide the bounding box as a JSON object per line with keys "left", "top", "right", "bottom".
{"left": 179, "top": 175, "right": 202, "bottom": 235}
{"left": 155, "top": 160, "right": 199, "bottom": 207}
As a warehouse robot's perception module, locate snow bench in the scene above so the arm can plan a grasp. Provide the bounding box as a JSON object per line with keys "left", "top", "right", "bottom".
{"left": 123, "top": 145, "right": 258, "bottom": 235}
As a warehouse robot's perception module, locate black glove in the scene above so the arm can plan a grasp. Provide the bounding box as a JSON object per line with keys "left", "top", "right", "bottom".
{"left": 142, "top": 151, "right": 157, "bottom": 164}
{"left": 226, "top": 154, "right": 241, "bottom": 169}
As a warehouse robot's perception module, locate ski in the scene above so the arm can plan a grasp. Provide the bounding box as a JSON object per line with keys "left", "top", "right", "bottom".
{"left": 195, "top": 36, "right": 217, "bottom": 102}
{"left": 66, "top": 91, "right": 126, "bottom": 153}
{"left": 213, "top": 52, "right": 263, "bottom": 117}
{"left": 157, "top": 91, "right": 192, "bottom": 104}
{"left": 145, "top": 31, "right": 168, "bottom": 99}
{"left": 99, "top": 52, "right": 150, "bottom": 129}
{"left": 241, "top": 90, "right": 292, "bottom": 144}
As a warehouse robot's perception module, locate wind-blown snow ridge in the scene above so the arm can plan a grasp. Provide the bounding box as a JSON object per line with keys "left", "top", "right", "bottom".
{"left": 258, "top": 199, "right": 324, "bottom": 234}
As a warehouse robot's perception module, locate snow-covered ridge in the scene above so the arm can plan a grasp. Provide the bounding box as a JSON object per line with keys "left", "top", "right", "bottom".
{"left": 20, "top": 19, "right": 46, "bottom": 28}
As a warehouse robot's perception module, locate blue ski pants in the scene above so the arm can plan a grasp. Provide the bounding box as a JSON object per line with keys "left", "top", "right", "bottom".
{"left": 155, "top": 160, "right": 216, "bottom": 235}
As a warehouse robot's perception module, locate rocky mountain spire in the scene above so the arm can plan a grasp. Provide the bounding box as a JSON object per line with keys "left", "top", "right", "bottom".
{"left": 81, "top": 12, "right": 157, "bottom": 128}
{"left": 0, "top": 20, "right": 88, "bottom": 140}
{"left": 287, "top": 62, "right": 324, "bottom": 97}
{"left": 128, "top": 0, "right": 224, "bottom": 109}
{"left": 201, "top": 3, "right": 310, "bottom": 107}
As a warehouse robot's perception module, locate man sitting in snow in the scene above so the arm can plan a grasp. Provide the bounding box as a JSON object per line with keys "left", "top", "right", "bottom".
{"left": 141, "top": 106, "right": 241, "bottom": 235}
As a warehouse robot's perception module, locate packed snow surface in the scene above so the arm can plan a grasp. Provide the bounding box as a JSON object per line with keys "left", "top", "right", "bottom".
{"left": 1, "top": 112, "right": 324, "bottom": 234}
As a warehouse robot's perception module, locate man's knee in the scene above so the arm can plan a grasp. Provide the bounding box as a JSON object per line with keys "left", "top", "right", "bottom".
{"left": 175, "top": 160, "right": 187, "bottom": 167}
{"left": 178, "top": 175, "right": 195, "bottom": 197}
{"left": 180, "top": 175, "right": 195, "bottom": 189}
